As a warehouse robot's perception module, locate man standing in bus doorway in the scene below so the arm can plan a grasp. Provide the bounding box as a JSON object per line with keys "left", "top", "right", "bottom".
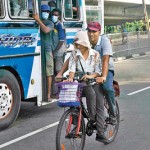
{"left": 50, "top": 8, "right": 66, "bottom": 75}
{"left": 33, "top": 4, "right": 54, "bottom": 102}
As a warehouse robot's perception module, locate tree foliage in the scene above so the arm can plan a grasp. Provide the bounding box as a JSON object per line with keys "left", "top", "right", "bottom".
{"left": 105, "top": 20, "right": 146, "bottom": 33}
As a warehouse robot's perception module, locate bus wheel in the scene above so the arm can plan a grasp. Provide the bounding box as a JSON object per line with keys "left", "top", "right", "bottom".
{"left": 0, "top": 70, "right": 21, "bottom": 130}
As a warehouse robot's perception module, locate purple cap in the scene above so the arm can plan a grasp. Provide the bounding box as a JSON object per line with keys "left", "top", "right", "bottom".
{"left": 87, "top": 22, "right": 101, "bottom": 31}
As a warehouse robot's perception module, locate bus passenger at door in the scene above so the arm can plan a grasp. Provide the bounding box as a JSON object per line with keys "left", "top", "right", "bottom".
{"left": 33, "top": 4, "right": 54, "bottom": 102}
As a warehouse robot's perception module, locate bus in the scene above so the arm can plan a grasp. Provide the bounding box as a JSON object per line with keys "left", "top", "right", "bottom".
{"left": 0, "top": 0, "right": 104, "bottom": 130}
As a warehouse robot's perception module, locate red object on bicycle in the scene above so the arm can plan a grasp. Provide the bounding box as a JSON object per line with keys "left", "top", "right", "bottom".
{"left": 113, "top": 80, "right": 120, "bottom": 97}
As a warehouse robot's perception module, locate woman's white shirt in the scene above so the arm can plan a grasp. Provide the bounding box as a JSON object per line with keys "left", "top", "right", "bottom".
{"left": 68, "top": 49, "right": 102, "bottom": 75}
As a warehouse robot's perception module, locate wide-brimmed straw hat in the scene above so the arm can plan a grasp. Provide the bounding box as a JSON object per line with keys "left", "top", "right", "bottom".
{"left": 74, "top": 31, "right": 91, "bottom": 49}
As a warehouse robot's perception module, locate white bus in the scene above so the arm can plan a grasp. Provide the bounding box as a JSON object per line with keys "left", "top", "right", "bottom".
{"left": 0, "top": 0, "right": 104, "bottom": 130}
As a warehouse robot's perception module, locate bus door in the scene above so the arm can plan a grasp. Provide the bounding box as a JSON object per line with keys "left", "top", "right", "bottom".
{"left": 39, "top": 0, "right": 86, "bottom": 99}
{"left": 39, "top": 0, "right": 63, "bottom": 103}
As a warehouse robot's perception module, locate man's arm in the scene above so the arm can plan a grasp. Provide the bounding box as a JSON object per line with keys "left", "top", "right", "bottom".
{"left": 101, "top": 55, "right": 109, "bottom": 78}
{"left": 96, "top": 55, "right": 109, "bottom": 83}
{"left": 54, "top": 41, "right": 64, "bottom": 52}
{"left": 33, "top": 14, "right": 52, "bottom": 34}
{"left": 97, "top": 35, "right": 112, "bottom": 83}
{"left": 54, "top": 23, "right": 66, "bottom": 52}
{"left": 56, "top": 58, "right": 69, "bottom": 77}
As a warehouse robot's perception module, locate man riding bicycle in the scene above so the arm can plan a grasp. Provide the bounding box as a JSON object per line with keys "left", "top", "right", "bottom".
{"left": 87, "top": 22, "right": 116, "bottom": 123}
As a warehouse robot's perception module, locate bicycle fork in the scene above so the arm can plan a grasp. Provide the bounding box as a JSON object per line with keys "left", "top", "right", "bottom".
{"left": 76, "top": 108, "right": 82, "bottom": 134}
{"left": 66, "top": 108, "right": 82, "bottom": 135}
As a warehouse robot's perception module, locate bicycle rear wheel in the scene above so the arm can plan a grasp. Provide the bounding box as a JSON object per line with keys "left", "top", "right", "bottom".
{"left": 56, "top": 108, "right": 86, "bottom": 150}
{"left": 104, "top": 101, "right": 120, "bottom": 144}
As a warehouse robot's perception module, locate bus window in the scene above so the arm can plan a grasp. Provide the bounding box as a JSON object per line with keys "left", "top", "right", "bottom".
{"left": 85, "top": 6, "right": 102, "bottom": 24}
{"left": 0, "top": 0, "right": 4, "bottom": 17}
{"left": 64, "top": 0, "right": 79, "bottom": 20}
{"left": 8, "top": 0, "right": 35, "bottom": 18}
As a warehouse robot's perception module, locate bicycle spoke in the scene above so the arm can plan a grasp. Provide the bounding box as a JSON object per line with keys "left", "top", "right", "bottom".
{"left": 105, "top": 124, "right": 115, "bottom": 139}
{"left": 103, "top": 101, "right": 120, "bottom": 144}
{"left": 56, "top": 109, "right": 86, "bottom": 150}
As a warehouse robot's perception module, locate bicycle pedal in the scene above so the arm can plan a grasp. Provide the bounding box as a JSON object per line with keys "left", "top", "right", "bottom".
{"left": 86, "top": 126, "right": 93, "bottom": 136}
{"left": 65, "top": 133, "right": 82, "bottom": 139}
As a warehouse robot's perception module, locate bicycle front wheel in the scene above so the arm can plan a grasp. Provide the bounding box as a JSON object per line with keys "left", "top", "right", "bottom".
{"left": 56, "top": 108, "right": 86, "bottom": 150}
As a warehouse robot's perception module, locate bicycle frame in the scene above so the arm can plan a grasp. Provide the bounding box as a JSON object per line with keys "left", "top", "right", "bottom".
{"left": 64, "top": 91, "right": 91, "bottom": 136}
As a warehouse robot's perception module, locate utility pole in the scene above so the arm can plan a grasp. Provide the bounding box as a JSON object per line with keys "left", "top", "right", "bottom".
{"left": 142, "top": 0, "right": 149, "bottom": 31}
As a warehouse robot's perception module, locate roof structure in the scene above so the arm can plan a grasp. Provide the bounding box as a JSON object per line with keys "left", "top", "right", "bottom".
{"left": 86, "top": 0, "right": 150, "bottom": 25}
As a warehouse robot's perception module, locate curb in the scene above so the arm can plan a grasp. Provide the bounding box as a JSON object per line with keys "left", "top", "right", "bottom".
{"left": 114, "top": 51, "right": 150, "bottom": 62}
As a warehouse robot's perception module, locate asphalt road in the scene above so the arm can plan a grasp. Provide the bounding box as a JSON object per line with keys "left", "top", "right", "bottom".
{"left": 0, "top": 55, "right": 150, "bottom": 150}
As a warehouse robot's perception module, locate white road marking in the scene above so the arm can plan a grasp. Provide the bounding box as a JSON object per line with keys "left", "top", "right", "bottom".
{"left": 127, "top": 86, "right": 150, "bottom": 95}
{"left": 41, "top": 99, "right": 57, "bottom": 106}
{"left": 0, "top": 121, "right": 59, "bottom": 148}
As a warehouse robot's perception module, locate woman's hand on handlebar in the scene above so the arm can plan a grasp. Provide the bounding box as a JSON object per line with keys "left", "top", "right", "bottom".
{"left": 81, "top": 74, "right": 91, "bottom": 81}
{"left": 96, "top": 77, "right": 106, "bottom": 83}
{"left": 67, "top": 77, "right": 74, "bottom": 82}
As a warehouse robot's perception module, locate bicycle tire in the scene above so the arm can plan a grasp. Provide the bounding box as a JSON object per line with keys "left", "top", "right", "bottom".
{"left": 104, "top": 100, "right": 120, "bottom": 144}
{"left": 56, "top": 108, "right": 86, "bottom": 150}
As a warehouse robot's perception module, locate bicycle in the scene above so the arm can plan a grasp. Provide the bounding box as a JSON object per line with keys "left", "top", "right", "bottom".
{"left": 55, "top": 78, "right": 120, "bottom": 150}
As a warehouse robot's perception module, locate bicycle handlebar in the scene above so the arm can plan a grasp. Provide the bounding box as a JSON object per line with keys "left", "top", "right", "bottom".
{"left": 55, "top": 76, "right": 96, "bottom": 85}
{"left": 55, "top": 77, "right": 67, "bottom": 82}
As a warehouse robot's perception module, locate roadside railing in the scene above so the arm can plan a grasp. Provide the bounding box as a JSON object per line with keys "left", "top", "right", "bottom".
{"left": 107, "top": 31, "right": 150, "bottom": 58}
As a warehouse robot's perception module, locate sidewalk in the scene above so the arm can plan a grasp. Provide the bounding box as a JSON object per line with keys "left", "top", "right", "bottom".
{"left": 114, "top": 51, "right": 150, "bottom": 62}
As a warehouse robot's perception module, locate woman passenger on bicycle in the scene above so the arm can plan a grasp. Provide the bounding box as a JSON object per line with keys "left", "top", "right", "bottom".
{"left": 67, "top": 31, "right": 108, "bottom": 143}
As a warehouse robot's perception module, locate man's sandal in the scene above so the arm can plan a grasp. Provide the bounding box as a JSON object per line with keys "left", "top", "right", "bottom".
{"left": 48, "top": 97, "right": 52, "bottom": 102}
